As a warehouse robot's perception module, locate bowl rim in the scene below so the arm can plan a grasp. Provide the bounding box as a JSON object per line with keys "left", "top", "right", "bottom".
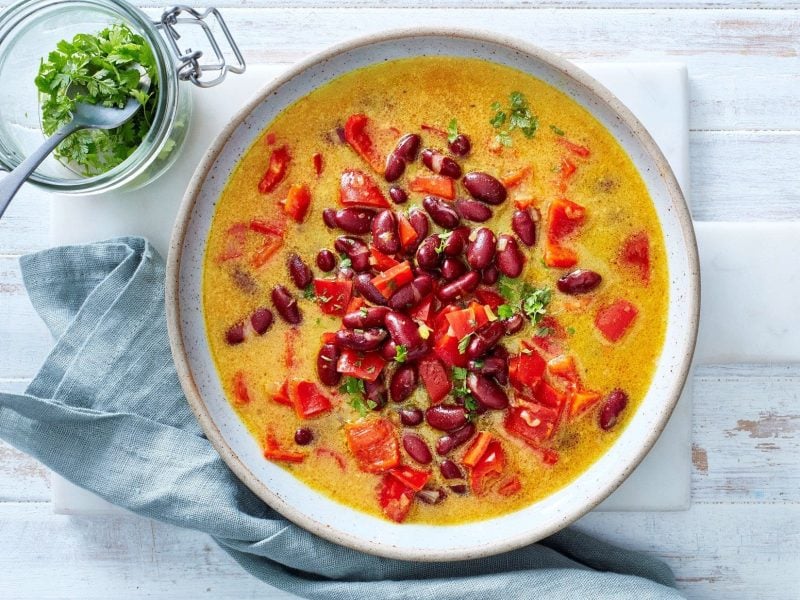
{"left": 166, "top": 27, "right": 700, "bottom": 561}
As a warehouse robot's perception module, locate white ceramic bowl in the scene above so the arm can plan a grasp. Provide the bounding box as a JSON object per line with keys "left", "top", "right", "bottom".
{"left": 167, "top": 29, "right": 699, "bottom": 562}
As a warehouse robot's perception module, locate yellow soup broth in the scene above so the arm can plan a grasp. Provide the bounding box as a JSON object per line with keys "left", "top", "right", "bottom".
{"left": 203, "top": 57, "right": 668, "bottom": 525}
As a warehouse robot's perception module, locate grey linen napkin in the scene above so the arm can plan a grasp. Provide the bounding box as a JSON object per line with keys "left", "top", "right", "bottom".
{"left": 0, "top": 237, "right": 684, "bottom": 599}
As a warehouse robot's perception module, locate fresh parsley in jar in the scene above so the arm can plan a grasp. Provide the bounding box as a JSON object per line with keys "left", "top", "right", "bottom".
{"left": 34, "top": 23, "right": 158, "bottom": 176}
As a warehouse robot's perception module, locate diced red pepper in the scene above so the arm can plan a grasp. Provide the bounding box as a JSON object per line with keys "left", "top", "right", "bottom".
{"left": 388, "top": 465, "right": 431, "bottom": 492}
{"left": 620, "top": 231, "right": 651, "bottom": 284}
{"left": 462, "top": 431, "right": 494, "bottom": 468}
{"left": 469, "top": 440, "right": 506, "bottom": 495}
{"left": 232, "top": 371, "right": 251, "bottom": 404}
{"left": 264, "top": 433, "right": 305, "bottom": 463}
{"left": 345, "top": 418, "right": 400, "bottom": 473}
{"left": 250, "top": 235, "right": 283, "bottom": 268}
{"left": 370, "top": 261, "right": 413, "bottom": 299}
{"left": 418, "top": 355, "right": 452, "bottom": 404}
{"left": 570, "top": 389, "right": 602, "bottom": 418}
{"left": 409, "top": 294, "right": 435, "bottom": 324}
{"left": 312, "top": 152, "right": 324, "bottom": 177}
{"left": 420, "top": 123, "right": 448, "bottom": 138}
{"left": 249, "top": 219, "right": 284, "bottom": 236}
{"left": 397, "top": 213, "right": 419, "bottom": 251}
{"left": 534, "top": 381, "right": 568, "bottom": 417}
{"left": 339, "top": 169, "right": 390, "bottom": 208}
{"left": 543, "top": 244, "right": 578, "bottom": 268}
{"left": 217, "top": 222, "right": 248, "bottom": 262}
{"left": 444, "top": 304, "right": 491, "bottom": 340}
{"left": 258, "top": 145, "right": 290, "bottom": 194}
{"left": 320, "top": 332, "right": 337, "bottom": 345}
{"left": 289, "top": 380, "right": 334, "bottom": 419}
{"left": 509, "top": 351, "right": 547, "bottom": 391}
{"left": 505, "top": 404, "right": 559, "bottom": 445}
{"left": 526, "top": 316, "right": 567, "bottom": 358}
{"left": 271, "top": 380, "right": 292, "bottom": 406}
{"left": 265, "top": 132, "right": 276, "bottom": 146}
{"left": 557, "top": 137, "right": 591, "bottom": 158}
{"left": 408, "top": 174, "right": 456, "bottom": 200}
{"left": 544, "top": 198, "right": 586, "bottom": 268}
{"left": 498, "top": 476, "right": 522, "bottom": 497}
{"left": 547, "top": 354, "right": 581, "bottom": 388}
{"left": 282, "top": 183, "right": 311, "bottom": 223}
{"left": 377, "top": 473, "right": 414, "bottom": 523}
{"left": 336, "top": 348, "right": 386, "bottom": 382}
{"left": 345, "top": 296, "right": 365, "bottom": 314}
{"left": 475, "top": 288, "right": 506, "bottom": 311}
{"left": 313, "top": 279, "right": 353, "bottom": 316}
{"left": 314, "top": 447, "right": 346, "bottom": 471}
{"left": 558, "top": 157, "right": 577, "bottom": 193}
{"left": 595, "top": 299, "right": 638, "bottom": 342}
{"left": 344, "top": 114, "right": 384, "bottom": 174}
{"left": 501, "top": 166, "right": 531, "bottom": 189}
{"left": 434, "top": 332, "right": 469, "bottom": 368}
{"left": 369, "top": 246, "right": 400, "bottom": 272}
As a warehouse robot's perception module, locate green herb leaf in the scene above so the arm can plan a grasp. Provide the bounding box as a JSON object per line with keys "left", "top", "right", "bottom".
{"left": 566, "top": 326, "right": 576, "bottom": 336}
{"left": 394, "top": 345, "right": 408, "bottom": 364}
{"left": 496, "top": 304, "right": 515, "bottom": 320}
{"left": 447, "top": 118, "right": 459, "bottom": 143}
{"left": 497, "top": 276, "right": 518, "bottom": 302}
{"left": 303, "top": 285, "right": 316, "bottom": 300}
{"left": 435, "top": 231, "right": 452, "bottom": 254}
{"left": 536, "top": 326, "right": 554, "bottom": 337}
{"left": 338, "top": 257, "right": 352, "bottom": 270}
{"left": 340, "top": 376, "right": 369, "bottom": 417}
{"left": 550, "top": 124, "right": 565, "bottom": 136}
{"left": 457, "top": 333, "right": 473, "bottom": 355}
{"left": 521, "top": 287, "right": 552, "bottom": 325}
{"left": 359, "top": 307, "right": 369, "bottom": 317}
{"left": 463, "top": 394, "right": 478, "bottom": 413}
{"left": 488, "top": 91, "right": 539, "bottom": 148}
{"left": 452, "top": 366, "right": 468, "bottom": 381}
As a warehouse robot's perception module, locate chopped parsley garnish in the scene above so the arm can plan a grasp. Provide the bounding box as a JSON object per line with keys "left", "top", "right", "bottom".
{"left": 35, "top": 23, "right": 158, "bottom": 176}
{"left": 497, "top": 276, "right": 518, "bottom": 302}
{"left": 536, "top": 326, "right": 554, "bottom": 337}
{"left": 457, "top": 333, "right": 473, "bottom": 355}
{"left": 521, "top": 286, "right": 552, "bottom": 325}
{"left": 339, "top": 376, "right": 374, "bottom": 417}
{"left": 359, "top": 307, "right": 369, "bottom": 317}
{"left": 566, "top": 326, "right": 576, "bottom": 336}
{"left": 338, "top": 256, "right": 352, "bottom": 270}
{"left": 452, "top": 366, "right": 468, "bottom": 382}
{"left": 394, "top": 345, "right": 408, "bottom": 363}
{"left": 489, "top": 91, "right": 538, "bottom": 147}
{"left": 463, "top": 394, "right": 479, "bottom": 414}
{"left": 447, "top": 118, "right": 459, "bottom": 143}
{"left": 550, "top": 124, "right": 565, "bottom": 136}
{"left": 496, "top": 304, "right": 515, "bottom": 320}
{"left": 303, "top": 285, "right": 316, "bottom": 300}
{"left": 436, "top": 231, "right": 452, "bottom": 254}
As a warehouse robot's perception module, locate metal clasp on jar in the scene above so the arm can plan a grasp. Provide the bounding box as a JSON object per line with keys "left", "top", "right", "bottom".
{"left": 155, "top": 5, "right": 245, "bottom": 88}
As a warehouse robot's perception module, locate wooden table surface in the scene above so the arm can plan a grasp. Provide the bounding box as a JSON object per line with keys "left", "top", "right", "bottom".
{"left": 1, "top": 1, "right": 799, "bottom": 598}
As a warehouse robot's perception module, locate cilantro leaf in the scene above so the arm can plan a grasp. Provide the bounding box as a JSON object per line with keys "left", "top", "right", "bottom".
{"left": 303, "top": 284, "right": 316, "bottom": 300}
{"left": 394, "top": 345, "right": 408, "bottom": 364}
{"left": 447, "top": 118, "right": 459, "bottom": 144}
{"left": 497, "top": 304, "right": 515, "bottom": 320}
{"left": 488, "top": 91, "right": 539, "bottom": 148}
{"left": 521, "top": 287, "right": 552, "bottom": 325}
{"left": 550, "top": 124, "right": 565, "bottom": 136}
{"left": 339, "top": 376, "right": 370, "bottom": 417}
{"left": 457, "top": 333, "right": 473, "bottom": 355}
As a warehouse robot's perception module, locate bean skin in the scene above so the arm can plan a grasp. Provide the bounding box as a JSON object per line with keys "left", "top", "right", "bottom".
{"left": 390, "top": 363, "right": 418, "bottom": 403}
{"left": 389, "top": 186, "right": 408, "bottom": 204}
{"left": 421, "top": 148, "right": 462, "bottom": 179}
{"left": 334, "top": 328, "right": 387, "bottom": 352}
{"left": 354, "top": 273, "right": 387, "bottom": 305}
{"left": 388, "top": 275, "right": 433, "bottom": 312}
{"left": 466, "top": 227, "right": 496, "bottom": 270}
{"left": 423, "top": 196, "right": 461, "bottom": 230}
{"left": 463, "top": 171, "right": 507, "bottom": 205}
{"left": 407, "top": 208, "right": 430, "bottom": 250}
{"left": 271, "top": 285, "right": 301, "bottom": 324}
{"left": 334, "top": 207, "right": 376, "bottom": 234}
{"left": 334, "top": 236, "right": 370, "bottom": 272}
{"left": 415, "top": 235, "right": 442, "bottom": 270}
{"left": 448, "top": 134, "right": 471, "bottom": 157}
{"left": 467, "top": 372, "right": 509, "bottom": 410}
{"left": 437, "top": 271, "right": 480, "bottom": 302}
{"left": 449, "top": 483, "right": 468, "bottom": 495}
{"left": 294, "top": 428, "right": 313, "bottom": 445}
{"left": 365, "top": 376, "right": 388, "bottom": 410}
{"left": 322, "top": 208, "right": 337, "bottom": 228}
{"left": 384, "top": 152, "right": 405, "bottom": 182}
{"left": 342, "top": 306, "right": 391, "bottom": 329}
{"left": 287, "top": 254, "right": 313, "bottom": 289}
{"left": 250, "top": 308, "right": 274, "bottom": 335}
{"left": 403, "top": 433, "right": 433, "bottom": 464}
{"left": 371, "top": 210, "right": 401, "bottom": 254}
{"left": 455, "top": 199, "right": 492, "bottom": 223}
{"left": 439, "top": 459, "right": 464, "bottom": 479}
{"left": 225, "top": 322, "right": 245, "bottom": 345}
{"left": 481, "top": 264, "right": 499, "bottom": 285}
{"left": 416, "top": 487, "right": 446, "bottom": 504}
{"left": 399, "top": 407, "right": 424, "bottom": 426}
{"left": 381, "top": 338, "right": 430, "bottom": 362}
{"left": 599, "top": 389, "right": 628, "bottom": 430}
{"left": 317, "top": 343, "right": 341, "bottom": 386}
{"left": 435, "top": 422, "right": 476, "bottom": 455}
{"left": 316, "top": 249, "right": 336, "bottom": 272}
{"left": 496, "top": 234, "right": 525, "bottom": 278}
{"left": 440, "top": 257, "right": 467, "bottom": 281}
{"left": 465, "top": 320, "right": 506, "bottom": 359}
{"left": 426, "top": 404, "right": 468, "bottom": 431}
{"left": 467, "top": 356, "right": 508, "bottom": 385}
{"left": 503, "top": 313, "right": 525, "bottom": 335}
{"left": 512, "top": 208, "right": 537, "bottom": 246}
{"left": 395, "top": 133, "right": 421, "bottom": 162}
{"left": 384, "top": 311, "right": 422, "bottom": 347}
{"left": 557, "top": 269, "right": 602, "bottom": 294}
{"left": 443, "top": 226, "right": 470, "bottom": 256}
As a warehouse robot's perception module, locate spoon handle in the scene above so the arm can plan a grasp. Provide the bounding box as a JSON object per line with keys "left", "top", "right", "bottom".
{"left": 0, "top": 121, "right": 84, "bottom": 220}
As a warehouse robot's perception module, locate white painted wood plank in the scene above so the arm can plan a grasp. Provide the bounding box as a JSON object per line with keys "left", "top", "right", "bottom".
{"left": 0, "top": 186, "right": 49, "bottom": 254}
{"left": 133, "top": 1, "right": 800, "bottom": 8}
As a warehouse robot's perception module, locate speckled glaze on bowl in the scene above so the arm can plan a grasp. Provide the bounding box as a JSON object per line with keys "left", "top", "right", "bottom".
{"left": 166, "top": 29, "right": 700, "bottom": 562}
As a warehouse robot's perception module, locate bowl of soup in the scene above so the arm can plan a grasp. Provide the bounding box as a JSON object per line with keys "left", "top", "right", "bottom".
{"left": 167, "top": 29, "right": 699, "bottom": 560}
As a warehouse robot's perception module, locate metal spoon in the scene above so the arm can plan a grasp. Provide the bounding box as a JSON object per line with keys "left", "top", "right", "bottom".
{"left": 0, "top": 97, "right": 142, "bottom": 219}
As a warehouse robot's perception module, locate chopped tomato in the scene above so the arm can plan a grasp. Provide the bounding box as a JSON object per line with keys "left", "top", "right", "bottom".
{"left": 433, "top": 332, "right": 469, "bottom": 368}
{"left": 505, "top": 404, "right": 559, "bottom": 445}
{"left": 250, "top": 235, "right": 283, "bottom": 268}
{"left": 271, "top": 380, "right": 292, "bottom": 406}
{"left": 312, "top": 152, "right": 324, "bottom": 177}
{"left": 289, "top": 380, "right": 334, "bottom": 419}
{"left": 264, "top": 433, "right": 305, "bottom": 463}
{"left": 232, "top": 371, "right": 251, "bottom": 404}
{"left": 417, "top": 355, "right": 452, "bottom": 403}
{"left": 345, "top": 296, "right": 365, "bottom": 314}
{"left": 282, "top": 183, "right": 311, "bottom": 223}
{"left": 620, "top": 231, "right": 650, "bottom": 284}
{"left": 345, "top": 418, "right": 400, "bottom": 473}
{"left": 369, "top": 246, "right": 400, "bottom": 272}
{"left": 388, "top": 465, "right": 431, "bottom": 492}
{"left": 377, "top": 473, "right": 414, "bottom": 523}
{"left": 409, "top": 294, "right": 435, "bottom": 324}
{"left": 217, "top": 222, "right": 247, "bottom": 262}
{"left": 509, "top": 351, "right": 547, "bottom": 391}
{"left": 314, "top": 447, "right": 346, "bottom": 471}
{"left": 408, "top": 174, "right": 456, "bottom": 200}
{"left": 462, "top": 431, "right": 494, "bottom": 468}
{"left": 258, "top": 145, "right": 290, "bottom": 194}
{"left": 475, "top": 288, "right": 506, "bottom": 311}
{"left": 498, "top": 476, "right": 522, "bottom": 497}
{"left": 469, "top": 440, "right": 506, "bottom": 495}
{"left": 339, "top": 169, "right": 390, "bottom": 208}
{"left": 370, "top": 261, "right": 413, "bottom": 298}
{"left": 344, "top": 114, "right": 384, "bottom": 174}
{"left": 313, "top": 279, "right": 353, "bottom": 316}
{"left": 249, "top": 219, "right": 284, "bottom": 236}
{"left": 397, "top": 214, "right": 419, "bottom": 250}
{"left": 595, "top": 299, "right": 638, "bottom": 342}
{"left": 557, "top": 137, "right": 591, "bottom": 158}
{"left": 570, "top": 389, "right": 602, "bottom": 418}
{"left": 501, "top": 166, "right": 531, "bottom": 189}
{"left": 336, "top": 348, "right": 386, "bottom": 382}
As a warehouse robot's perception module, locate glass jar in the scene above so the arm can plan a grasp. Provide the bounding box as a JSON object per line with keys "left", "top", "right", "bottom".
{"left": 0, "top": 0, "right": 244, "bottom": 194}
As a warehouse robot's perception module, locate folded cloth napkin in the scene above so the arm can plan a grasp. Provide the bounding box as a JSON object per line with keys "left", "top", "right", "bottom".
{"left": 0, "top": 237, "right": 684, "bottom": 599}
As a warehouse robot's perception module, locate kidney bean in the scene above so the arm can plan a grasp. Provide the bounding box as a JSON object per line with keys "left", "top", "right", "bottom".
{"left": 316, "top": 249, "right": 336, "bottom": 272}
{"left": 294, "top": 428, "right": 313, "bottom": 445}
{"left": 481, "top": 264, "right": 499, "bottom": 285}
{"left": 225, "top": 322, "right": 245, "bottom": 345}
{"left": 467, "top": 372, "right": 509, "bottom": 410}
{"left": 426, "top": 405, "right": 468, "bottom": 431}
{"left": 557, "top": 269, "right": 602, "bottom": 295}
{"left": 440, "top": 257, "right": 467, "bottom": 281}
{"left": 342, "top": 306, "right": 390, "bottom": 329}
{"left": 287, "top": 254, "right": 313, "bottom": 289}
{"left": 466, "top": 227, "right": 496, "bottom": 270}
{"left": 354, "top": 273, "right": 387, "bottom": 305}
{"left": 389, "top": 186, "right": 408, "bottom": 205}
{"left": 468, "top": 356, "right": 508, "bottom": 384}
{"left": 466, "top": 320, "right": 506, "bottom": 359}
{"left": 408, "top": 208, "right": 429, "bottom": 250}
{"left": 334, "top": 236, "right": 370, "bottom": 272}
{"left": 448, "top": 134, "right": 471, "bottom": 157}
{"left": 421, "top": 148, "right": 462, "bottom": 179}
{"left": 449, "top": 483, "right": 468, "bottom": 495}
{"left": 334, "top": 207, "right": 376, "bottom": 234}
{"left": 399, "top": 407, "right": 424, "bottom": 426}
{"left": 599, "top": 389, "right": 629, "bottom": 430}
{"left": 435, "top": 423, "right": 476, "bottom": 455}
{"left": 390, "top": 363, "right": 418, "bottom": 403}
{"left": 503, "top": 313, "right": 525, "bottom": 335}
{"left": 317, "top": 343, "right": 341, "bottom": 386}
{"left": 496, "top": 234, "right": 525, "bottom": 278}
{"left": 371, "top": 210, "right": 400, "bottom": 254}
{"left": 271, "top": 285, "right": 301, "bottom": 324}
{"left": 395, "top": 133, "right": 421, "bottom": 162}
{"left": 322, "top": 208, "right": 337, "bottom": 228}
{"left": 463, "top": 171, "right": 507, "bottom": 205}
{"left": 491, "top": 344, "right": 509, "bottom": 361}
{"left": 422, "top": 196, "right": 460, "bottom": 230}
{"left": 439, "top": 460, "right": 464, "bottom": 480}
{"left": 443, "top": 226, "right": 469, "bottom": 256}
{"left": 512, "top": 208, "right": 537, "bottom": 246}
{"left": 416, "top": 486, "right": 446, "bottom": 504}
{"left": 384, "top": 311, "right": 422, "bottom": 348}
{"left": 384, "top": 153, "right": 406, "bottom": 182}
{"left": 403, "top": 433, "right": 432, "bottom": 465}
{"left": 388, "top": 275, "right": 433, "bottom": 312}
{"left": 339, "top": 266, "right": 356, "bottom": 280}
{"left": 455, "top": 199, "right": 492, "bottom": 223}
{"left": 365, "top": 376, "right": 388, "bottom": 410}
{"left": 334, "top": 328, "right": 387, "bottom": 352}
{"left": 415, "top": 235, "right": 441, "bottom": 270}
{"left": 381, "top": 338, "right": 430, "bottom": 362}
{"left": 250, "top": 308, "right": 273, "bottom": 335}
{"left": 437, "top": 271, "right": 480, "bottom": 302}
